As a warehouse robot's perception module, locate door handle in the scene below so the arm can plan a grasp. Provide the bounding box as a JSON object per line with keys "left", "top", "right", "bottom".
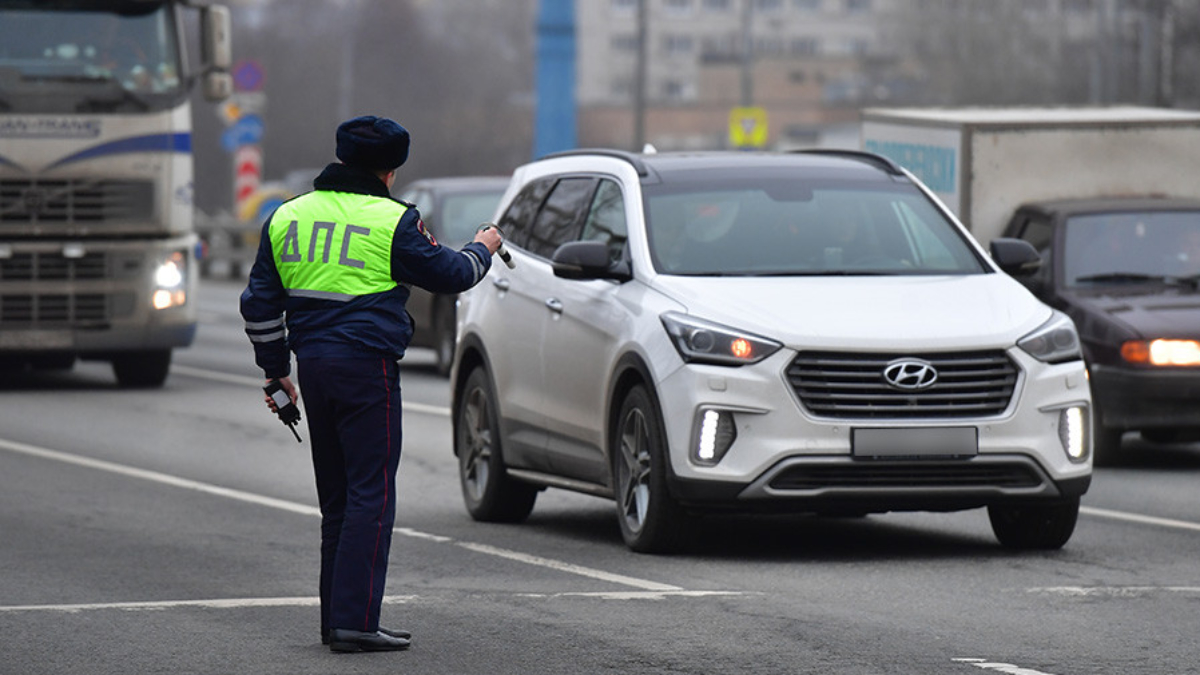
{"left": 492, "top": 277, "right": 510, "bottom": 291}
{"left": 544, "top": 298, "right": 563, "bottom": 314}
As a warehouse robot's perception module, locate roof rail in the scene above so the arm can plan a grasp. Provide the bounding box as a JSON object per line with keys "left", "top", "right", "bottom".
{"left": 539, "top": 148, "right": 650, "bottom": 177}
{"left": 790, "top": 148, "right": 905, "bottom": 176}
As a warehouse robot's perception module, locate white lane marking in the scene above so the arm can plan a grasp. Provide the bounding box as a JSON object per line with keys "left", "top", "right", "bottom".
{"left": 169, "top": 364, "right": 451, "bottom": 417}
{"left": 0, "top": 595, "right": 415, "bottom": 614}
{"left": 517, "top": 590, "right": 754, "bottom": 600}
{"left": 0, "top": 437, "right": 320, "bottom": 518}
{"left": 457, "top": 542, "right": 682, "bottom": 592}
{"left": 1027, "top": 586, "right": 1200, "bottom": 597}
{"left": 0, "top": 438, "right": 678, "bottom": 595}
{"left": 1080, "top": 505, "right": 1200, "bottom": 533}
{"left": 953, "top": 658, "right": 1059, "bottom": 675}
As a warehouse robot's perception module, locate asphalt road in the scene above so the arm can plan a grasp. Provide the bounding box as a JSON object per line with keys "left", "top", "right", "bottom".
{"left": 2, "top": 278, "right": 1199, "bottom": 675}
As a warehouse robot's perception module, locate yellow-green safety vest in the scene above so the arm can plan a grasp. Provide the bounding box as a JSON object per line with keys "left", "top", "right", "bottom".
{"left": 268, "top": 191, "right": 404, "bottom": 301}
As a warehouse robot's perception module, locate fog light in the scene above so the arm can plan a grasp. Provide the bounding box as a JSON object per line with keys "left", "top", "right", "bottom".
{"left": 153, "top": 288, "right": 186, "bottom": 310}
{"left": 692, "top": 408, "right": 737, "bottom": 466}
{"left": 1058, "top": 406, "right": 1088, "bottom": 463}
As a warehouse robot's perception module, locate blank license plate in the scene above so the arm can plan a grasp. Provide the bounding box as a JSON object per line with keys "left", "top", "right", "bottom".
{"left": 0, "top": 330, "right": 72, "bottom": 349}
{"left": 852, "top": 427, "right": 978, "bottom": 459}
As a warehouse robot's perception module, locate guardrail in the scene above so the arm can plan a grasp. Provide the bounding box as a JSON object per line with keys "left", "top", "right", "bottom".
{"left": 196, "top": 212, "right": 258, "bottom": 280}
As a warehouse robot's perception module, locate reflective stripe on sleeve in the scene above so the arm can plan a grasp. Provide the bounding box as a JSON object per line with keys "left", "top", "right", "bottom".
{"left": 248, "top": 330, "right": 286, "bottom": 343}
{"left": 244, "top": 316, "right": 285, "bottom": 331}
{"left": 463, "top": 249, "right": 485, "bottom": 283}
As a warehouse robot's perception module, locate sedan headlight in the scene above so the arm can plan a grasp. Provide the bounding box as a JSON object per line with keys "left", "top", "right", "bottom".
{"left": 1120, "top": 339, "right": 1200, "bottom": 367}
{"left": 1017, "top": 311, "right": 1081, "bottom": 363}
{"left": 661, "top": 312, "right": 782, "bottom": 366}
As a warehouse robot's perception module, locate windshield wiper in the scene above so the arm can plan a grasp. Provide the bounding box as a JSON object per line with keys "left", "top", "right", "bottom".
{"left": 1168, "top": 274, "right": 1200, "bottom": 290}
{"left": 1075, "top": 272, "right": 1200, "bottom": 289}
{"left": 1074, "top": 272, "right": 1161, "bottom": 284}
{"left": 76, "top": 81, "right": 152, "bottom": 112}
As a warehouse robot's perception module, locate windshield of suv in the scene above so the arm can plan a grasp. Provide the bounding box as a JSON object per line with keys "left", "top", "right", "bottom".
{"left": 644, "top": 177, "right": 986, "bottom": 276}
{"left": 1063, "top": 211, "right": 1200, "bottom": 288}
{"left": 0, "top": 2, "right": 183, "bottom": 113}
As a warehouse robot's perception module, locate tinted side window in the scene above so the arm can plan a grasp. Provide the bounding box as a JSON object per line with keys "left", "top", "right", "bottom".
{"left": 1014, "top": 214, "right": 1054, "bottom": 252}
{"left": 497, "top": 177, "right": 555, "bottom": 250}
{"left": 580, "top": 178, "right": 628, "bottom": 262}
{"left": 526, "top": 177, "right": 596, "bottom": 258}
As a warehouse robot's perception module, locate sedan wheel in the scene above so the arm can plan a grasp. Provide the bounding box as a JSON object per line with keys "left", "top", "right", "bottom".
{"left": 455, "top": 366, "right": 537, "bottom": 522}
{"left": 612, "top": 384, "right": 689, "bottom": 553}
{"left": 988, "top": 497, "right": 1080, "bottom": 550}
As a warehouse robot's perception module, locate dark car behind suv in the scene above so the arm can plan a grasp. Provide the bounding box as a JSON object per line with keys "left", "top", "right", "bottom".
{"left": 394, "top": 176, "right": 510, "bottom": 375}
{"left": 1002, "top": 197, "right": 1200, "bottom": 463}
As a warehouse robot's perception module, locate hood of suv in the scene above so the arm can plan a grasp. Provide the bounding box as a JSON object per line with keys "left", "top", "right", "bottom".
{"left": 652, "top": 273, "right": 1050, "bottom": 352}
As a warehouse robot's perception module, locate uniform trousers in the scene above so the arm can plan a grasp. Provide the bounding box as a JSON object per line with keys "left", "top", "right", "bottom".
{"left": 297, "top": 355, "right": 402, "bottom": 636}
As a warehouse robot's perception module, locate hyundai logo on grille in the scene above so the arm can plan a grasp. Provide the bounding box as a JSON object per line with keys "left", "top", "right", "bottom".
{"left": 883, "top": 359, "right": 938, "bottom": 390}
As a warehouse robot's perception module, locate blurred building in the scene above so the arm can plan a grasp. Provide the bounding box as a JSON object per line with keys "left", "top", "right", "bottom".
{"left": 572, "top": 0, "right": 1184, "bottom": 152}
{"left": 576, "top": 0, "right": 907, "bottom": 151}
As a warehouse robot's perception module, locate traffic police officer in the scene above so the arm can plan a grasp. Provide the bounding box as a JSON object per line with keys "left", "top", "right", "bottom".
{"left": 240, "top": 115, "right": 503, "bottom": 653}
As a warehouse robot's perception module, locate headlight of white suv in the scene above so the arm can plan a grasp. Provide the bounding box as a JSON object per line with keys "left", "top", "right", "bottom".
{"left": 661, "top": 312, "right": 782, "bottom": 366}
{"left": 1017, "top": 311, "right": 1081, "bottom": 363}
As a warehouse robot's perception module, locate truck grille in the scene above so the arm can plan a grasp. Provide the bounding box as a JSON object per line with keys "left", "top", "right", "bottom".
{"left": 0, "top": 179, "right": 153, "bottom": 224}
{"left": 0, "top": 293, "right": 108, "bottom": 325}
{"left": 0, "top": 252, "right": 108, "bottom": 281}
{"left": 787, "top": 351, "right": 1018, "bottom": 419}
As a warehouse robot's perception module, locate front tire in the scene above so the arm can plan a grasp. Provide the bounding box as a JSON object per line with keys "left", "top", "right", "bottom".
{"left": 988, "top": 497, "right": 1080, "bottom": 550}
{"left": 455, "top": 366, "right": 537, "bottom": 522}
{"left": 611, "top": 384, "right": 690, "bottom": 553}
{"left": 112, "top": 349, "right": 171, "bottom": 388}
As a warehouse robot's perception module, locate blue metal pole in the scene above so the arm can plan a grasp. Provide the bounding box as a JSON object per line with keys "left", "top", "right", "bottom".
{"left": 534, "top": 0, "right": 577, "bottom": 159}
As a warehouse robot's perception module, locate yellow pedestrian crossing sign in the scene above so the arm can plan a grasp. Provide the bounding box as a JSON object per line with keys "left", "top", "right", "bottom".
{"left": 729, "top": 107, "right": 768, "bottom": 149}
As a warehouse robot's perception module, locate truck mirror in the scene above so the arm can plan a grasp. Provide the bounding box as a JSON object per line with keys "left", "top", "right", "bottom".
{"left": 201, "top": 5, "right": 233, "bottom": 72}
{"left": 203, "top": 72, "right": 233, "bottom": 102}
{"left": 989, "top": 238, "right": 1042, "bottom": 277}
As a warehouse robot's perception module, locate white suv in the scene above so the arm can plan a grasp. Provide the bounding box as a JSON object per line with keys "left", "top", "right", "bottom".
{"left": 451, "top": 149, "right": 1092, "bottom": 553}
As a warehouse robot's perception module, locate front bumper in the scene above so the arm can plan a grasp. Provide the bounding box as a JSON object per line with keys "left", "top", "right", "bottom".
{"left": 0, "top": 237, "right": 198, "bottom": 355}
{"left": 656, "top": 347, "right": 1092, "bottom": 513}
{"left": 670, "top": 455, "right": 1091, "bottom": 513}
{"left": 1090, "top": 363, "right": 1200, "bottom": 432}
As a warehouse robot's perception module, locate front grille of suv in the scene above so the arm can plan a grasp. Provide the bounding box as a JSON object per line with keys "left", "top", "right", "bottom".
{"left": 787, "top": 351, "right": 1018, "bottom": 419}
{"left": 0, "top": 179, "right": 153, "bottom": 224}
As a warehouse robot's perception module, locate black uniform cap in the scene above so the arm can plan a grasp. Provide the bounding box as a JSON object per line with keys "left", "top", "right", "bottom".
{"left": 335, "top": 116, "right": 410, "bottom": 172}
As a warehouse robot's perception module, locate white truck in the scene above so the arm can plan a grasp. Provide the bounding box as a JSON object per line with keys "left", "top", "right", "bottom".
{"left": 0, "top": 0, "right": 232, "bottom": 387}
{"left": 859, "top": 106, "right": 1200, "bottom": 245}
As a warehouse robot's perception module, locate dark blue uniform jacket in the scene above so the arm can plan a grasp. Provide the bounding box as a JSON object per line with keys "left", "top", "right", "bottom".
{"left": 240, "top": 163, "right": 492, "bottom": 378}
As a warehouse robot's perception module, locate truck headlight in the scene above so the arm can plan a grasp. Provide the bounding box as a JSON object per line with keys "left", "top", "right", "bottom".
{"left": 1018, "top": 311, "right": 1081, "bottom": 363}
{"left": 153, "top": 250, "right": 188, "bottom": 310}
{"left": 661, "top": 312, "right": 781, "bottom": 366}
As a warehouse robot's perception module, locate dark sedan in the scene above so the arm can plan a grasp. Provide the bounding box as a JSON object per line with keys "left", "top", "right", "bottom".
{"left": 395, "top": 176, "right": 510, "bottom": 375}
{"left": 1002, "top": 197, "right": 1200, "bottom": 463}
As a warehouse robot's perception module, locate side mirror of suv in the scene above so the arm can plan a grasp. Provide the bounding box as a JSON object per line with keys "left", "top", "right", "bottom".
{"left": 551, "top": 241, "right": 633, "bottom": 282}
{"left": 989, "top": 238, "right": 1042, "bottom": 277}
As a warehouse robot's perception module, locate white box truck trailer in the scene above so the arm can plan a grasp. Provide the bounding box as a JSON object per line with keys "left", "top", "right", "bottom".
{"left": 860, "top": 106, "right": 1200, "bottom": 245}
